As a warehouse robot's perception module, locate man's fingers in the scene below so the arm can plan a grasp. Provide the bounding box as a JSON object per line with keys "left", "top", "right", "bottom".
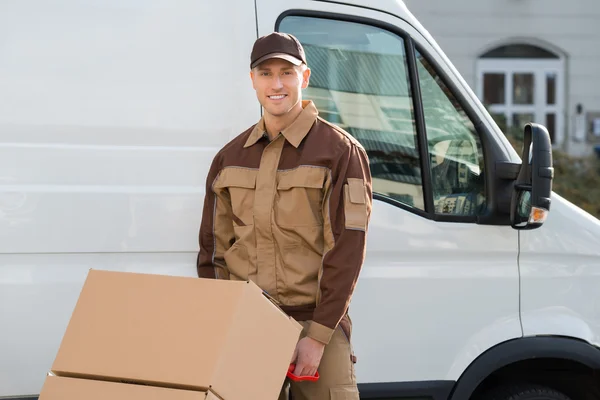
{"left": 293, "top": 363, "right": 304, "bottom": 376}
{"left": 294, "top": 360, "right": 311, "bottom": 376}
{"left": 294, "top": 362, "right": 316, "bottom": 377}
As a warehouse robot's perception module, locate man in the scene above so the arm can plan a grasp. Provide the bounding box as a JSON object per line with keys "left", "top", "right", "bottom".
{"left": 196, "top": 32, "right": 372, "bottom": 400}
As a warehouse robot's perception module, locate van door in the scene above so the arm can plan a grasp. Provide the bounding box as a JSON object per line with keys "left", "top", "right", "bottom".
{"left": 255, "top": 0, "right": 522, "bottom": 393}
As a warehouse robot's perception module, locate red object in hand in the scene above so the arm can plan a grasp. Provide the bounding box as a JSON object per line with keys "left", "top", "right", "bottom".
{"left": 287, "top": 364, "right": 320, "bottom": 382}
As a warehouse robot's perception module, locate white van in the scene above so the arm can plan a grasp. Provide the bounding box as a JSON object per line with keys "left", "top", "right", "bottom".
{"left": 1, "top": 1, "right": 600, "bottom": 399}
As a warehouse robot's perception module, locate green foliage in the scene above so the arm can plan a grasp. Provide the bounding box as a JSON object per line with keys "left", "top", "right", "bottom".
{"left": 551, "top": 149, "right": 600, "bottom": 219}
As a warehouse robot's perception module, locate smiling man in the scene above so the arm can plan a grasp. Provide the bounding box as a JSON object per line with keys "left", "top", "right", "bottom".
{"left": 196, "top": 32, "right": 372, "bottom": 400}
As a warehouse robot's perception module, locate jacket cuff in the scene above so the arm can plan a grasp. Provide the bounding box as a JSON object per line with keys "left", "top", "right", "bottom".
{"left": 306, "top": 321, "right": 335, "bottom": 345}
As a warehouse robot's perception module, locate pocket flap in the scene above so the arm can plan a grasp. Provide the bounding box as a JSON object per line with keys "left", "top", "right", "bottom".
{"left": 214, "top": 167, "right": 257, "bottom": 189}
{"left": 347, "top": 178, "right": 365, "bottom": 204}
{"left": 277, "top": 166, "right": 326, "bottom": 190}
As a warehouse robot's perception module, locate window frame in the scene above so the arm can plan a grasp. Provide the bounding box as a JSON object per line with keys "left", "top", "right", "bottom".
{"left": 275, "top": 10, "right": 490, "bottom": 224}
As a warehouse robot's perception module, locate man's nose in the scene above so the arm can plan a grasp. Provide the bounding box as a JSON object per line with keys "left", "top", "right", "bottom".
{"left": 271, "top": 76, "right": 283, "bottom": 90}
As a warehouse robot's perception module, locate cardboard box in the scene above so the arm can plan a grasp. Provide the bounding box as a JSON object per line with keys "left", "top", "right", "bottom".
{"left": 46, "top": 270, "right": 302, "bottom": 400}
{"left": 40, "top": 375, "right": 219, "bottom": 400}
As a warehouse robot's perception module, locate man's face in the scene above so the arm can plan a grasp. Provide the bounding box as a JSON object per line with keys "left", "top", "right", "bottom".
{"left": 250, "top": 58, "right": 311, "bottom": 118}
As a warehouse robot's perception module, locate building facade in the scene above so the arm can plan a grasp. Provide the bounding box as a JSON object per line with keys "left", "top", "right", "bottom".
{"left": 403, "top": 0, "right": 600, "bottom": 157}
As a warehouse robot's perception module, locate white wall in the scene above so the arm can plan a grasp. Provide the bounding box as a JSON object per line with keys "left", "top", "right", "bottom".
{"left": 403, "top": 0, "right": 600, "bottom": 155}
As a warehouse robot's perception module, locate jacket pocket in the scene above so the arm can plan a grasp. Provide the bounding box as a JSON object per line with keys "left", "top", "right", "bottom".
{"left": 275, "top": 167, "right": 326, "bottom": 227}
{"left": 223, "top": 242, "right": 249, "bottom": 281}
{"left": 213, "top": 167, "right": 257, "bottom": 227}
{"left": 343, "top": 178, "right": 367, "bottom": 231}
{"left": 330, "top": 386, "right": 360, "bottom": 400}
{"left": 279, "top": 241, "right": 321, "bottom": 305}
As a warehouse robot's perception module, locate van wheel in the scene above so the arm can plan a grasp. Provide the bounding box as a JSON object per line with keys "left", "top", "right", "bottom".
{"left": 478, "top": 384, "right": 572, "bottom": 400}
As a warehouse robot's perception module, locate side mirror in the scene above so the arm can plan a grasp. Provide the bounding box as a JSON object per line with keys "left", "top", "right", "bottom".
{"left": 510, "top": 123, "right": 554, "bottom": 229}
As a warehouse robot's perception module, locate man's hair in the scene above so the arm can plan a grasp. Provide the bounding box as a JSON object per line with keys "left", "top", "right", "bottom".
{"left": 251, "top": 62, "right": 309, "bottom": 73}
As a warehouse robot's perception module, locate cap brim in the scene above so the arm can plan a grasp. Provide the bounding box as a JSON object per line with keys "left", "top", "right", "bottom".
{"left": 251, "top": 52, "right": 303, "bottom": 69}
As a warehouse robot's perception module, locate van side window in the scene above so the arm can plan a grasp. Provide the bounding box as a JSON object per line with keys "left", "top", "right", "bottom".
{"left": 279, "top": 16, "right": 425, "bottom": 211}
{"left": 416, "top": 50, "right": 486, "bottom": 216}
{"left": 279, "top": 16, "right": 486, "bottom": 218}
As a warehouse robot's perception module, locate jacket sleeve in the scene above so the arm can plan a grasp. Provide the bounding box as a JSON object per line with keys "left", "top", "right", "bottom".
{"left": 196, "top": 154, "right": 233, "bottom": 280}
{"left": 306, "top": 142, "right": 373, "bottom": 344}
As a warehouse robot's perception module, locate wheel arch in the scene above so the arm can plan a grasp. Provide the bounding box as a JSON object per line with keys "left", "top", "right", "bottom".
{"left": 448, "top": 335, "right": 600, "bottom": 400}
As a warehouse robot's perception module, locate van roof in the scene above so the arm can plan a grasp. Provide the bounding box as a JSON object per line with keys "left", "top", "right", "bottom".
{"left": 315, "top": 0, "right": 433, "bottom": 46}
{"left": 320, "top": 0, "right": 413, "bottom": 24}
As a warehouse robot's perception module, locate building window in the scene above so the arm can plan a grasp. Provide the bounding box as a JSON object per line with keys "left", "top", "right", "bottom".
{"left": 480, "top": 44, "right": 559, "bottom": 59}
{"left": 476, "top": 43, "right": 564, "bottom": 145}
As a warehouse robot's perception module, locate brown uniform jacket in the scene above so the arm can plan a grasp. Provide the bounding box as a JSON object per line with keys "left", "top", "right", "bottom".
{"left": 197, "top": 100, "right": 372, "bottom": 345}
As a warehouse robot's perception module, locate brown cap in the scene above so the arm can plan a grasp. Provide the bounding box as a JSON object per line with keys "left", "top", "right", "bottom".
{"left": 250, "top": 32, "right": 306, "bottom": 69}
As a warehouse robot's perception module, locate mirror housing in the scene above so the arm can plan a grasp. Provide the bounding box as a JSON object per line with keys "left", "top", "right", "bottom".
{"left": 510, "top": 123, "right": 554, "bottom": 230}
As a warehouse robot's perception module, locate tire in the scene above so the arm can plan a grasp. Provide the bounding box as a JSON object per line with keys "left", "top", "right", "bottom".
{"left": 479, "top": 384, "right": 572, "bottom": 400}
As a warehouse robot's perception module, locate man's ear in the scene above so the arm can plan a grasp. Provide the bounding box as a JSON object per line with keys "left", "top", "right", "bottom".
{"left": 301, "top": 67, "right": 311, "bottom": 89}
{"left": 250, "top": 69, "right": 257, "bottom": 90}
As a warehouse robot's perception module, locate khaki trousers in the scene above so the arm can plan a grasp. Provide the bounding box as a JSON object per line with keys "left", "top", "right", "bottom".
{"left": 278, "top": 321, "right": 359, "bottom": 400}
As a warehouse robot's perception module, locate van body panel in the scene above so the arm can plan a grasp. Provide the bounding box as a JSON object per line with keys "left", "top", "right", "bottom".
{"left": 0, "top": 0, "right": 257, "bottom": 396}
{"left": 520, "top": 193, "right": 600, "bottom": 345}
{"left": 0, "top": 0, "right": 259, "bottom": 256}
{"left": 350, "top": 200, "right": 520, "bottom": 382}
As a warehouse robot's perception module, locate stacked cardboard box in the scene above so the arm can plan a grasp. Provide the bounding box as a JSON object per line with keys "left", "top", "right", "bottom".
{"left": 39, "top": 270, "right": 303, "bottom": 400}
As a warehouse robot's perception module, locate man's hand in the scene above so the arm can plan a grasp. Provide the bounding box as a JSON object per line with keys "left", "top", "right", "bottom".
{"left": 290, "top": 336, "right": 326, "bottom": 378}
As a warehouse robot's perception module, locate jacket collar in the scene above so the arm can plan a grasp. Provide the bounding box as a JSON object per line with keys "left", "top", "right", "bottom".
{"left": 244, "top": 100, "right": 318, "bottom": 148}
